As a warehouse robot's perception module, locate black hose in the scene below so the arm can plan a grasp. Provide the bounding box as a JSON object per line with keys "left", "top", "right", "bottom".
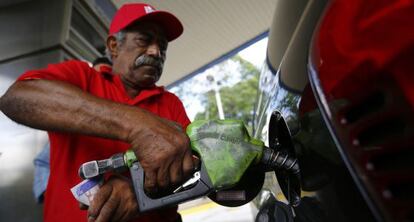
{"left": 261, "top": 147, "right": 301, "bottom": 207}
{"left": 261, "top": 147, "right": 300, "bottom": 175}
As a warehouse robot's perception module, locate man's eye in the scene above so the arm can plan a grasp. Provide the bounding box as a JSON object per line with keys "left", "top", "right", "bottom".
{"left": 136, "top": 38, "right": 150, "bottom": 45}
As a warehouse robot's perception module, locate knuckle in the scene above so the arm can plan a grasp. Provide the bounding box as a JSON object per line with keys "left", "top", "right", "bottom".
{"left": 97, "top": 199, "right": 118, "bottom": 221}
{"left": 180, "top": 135, "right": 190, "bottom": 147}
{"left": 183, "top": 162, "right": 193, "bottom": 175}
{"left": 117, "top": 180, "right": 130, "bottom": 190}
{"left": 145, "top": 179, "right": 156, "bottom": 188}
{"left": 127, "top": 191, "right": 138, "bottom": 205}
{"left": 130, "top": 202, "right": 138, "bottom": 213}
{"left": 158, "top": 179, "right": 168, "bottom": 188}
{"left": 173, "top": 136, "right": 190, "bottom": 155}
{"left": 171, "top": 175, "right": 182, "bottom": 185}
{"left": 106, "top": 197, "right": 118, "bottom": 208}
{"left": 141, "top": 159, "right": 158, "bottom": 170}
{"left": 154, "top": 156, "right": 165, "bottom": 165}
{"left": 99, "top": 209, "right": 112, "bottom": 222}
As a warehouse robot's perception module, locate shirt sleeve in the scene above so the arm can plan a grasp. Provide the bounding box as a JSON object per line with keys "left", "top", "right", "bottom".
{"left": 170, "top": 94, "right": 191, "bottom": 129}
{"left": 17, "top": 60, "right": 93, "bottom": 90}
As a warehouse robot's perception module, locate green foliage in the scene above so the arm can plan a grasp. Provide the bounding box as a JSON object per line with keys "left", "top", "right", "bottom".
{"left": 193, "top": 55, "right": 260, "bottom": 133}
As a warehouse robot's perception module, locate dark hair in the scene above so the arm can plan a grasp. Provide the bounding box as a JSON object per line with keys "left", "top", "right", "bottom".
{"left": 92, "top": 57, "right": 112, "bottom": 67}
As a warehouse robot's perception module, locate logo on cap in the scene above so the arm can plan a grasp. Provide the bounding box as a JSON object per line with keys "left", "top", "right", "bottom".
{"left": 144, "top": 6, "right": 155, "bottom": 14}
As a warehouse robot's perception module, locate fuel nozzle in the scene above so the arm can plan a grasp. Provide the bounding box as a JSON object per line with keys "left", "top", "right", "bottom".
{"left": 78, "top": 150, "right": 137, "bottom": 179}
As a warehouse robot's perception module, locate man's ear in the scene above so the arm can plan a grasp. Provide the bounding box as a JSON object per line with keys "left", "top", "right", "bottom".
{"left": 106, "top": 36, "right": 118, "bottom": 59}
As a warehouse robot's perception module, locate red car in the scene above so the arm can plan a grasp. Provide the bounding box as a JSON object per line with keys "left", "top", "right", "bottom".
{"left": 254, "top": 0, "right": 414, "bottom": 221}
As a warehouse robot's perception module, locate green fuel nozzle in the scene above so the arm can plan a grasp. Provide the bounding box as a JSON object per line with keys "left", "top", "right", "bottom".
{"left": 78, "top": 119, "right": 302, "bottom": 212}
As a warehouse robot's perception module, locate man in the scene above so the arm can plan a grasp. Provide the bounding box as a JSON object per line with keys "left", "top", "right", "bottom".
{"left": 32, "top": 57, "right": 113, "bottom": 204}
{"left": 0, "top": 3, "right": 193, "bottom": 222}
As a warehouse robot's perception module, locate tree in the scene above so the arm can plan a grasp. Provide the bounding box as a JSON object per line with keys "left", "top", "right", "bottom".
{"left": 193, "top": 55, "right": 260, "bottom": 133}
{"left": 170, "top": 54, "right": 261, "bottom": 134}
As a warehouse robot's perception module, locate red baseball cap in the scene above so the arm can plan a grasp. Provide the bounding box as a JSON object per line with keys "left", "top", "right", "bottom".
{"left": 109, "top": 3, "right": 183, "bottom": 42}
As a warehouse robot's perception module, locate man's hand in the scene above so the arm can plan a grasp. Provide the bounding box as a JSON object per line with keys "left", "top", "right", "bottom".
{"left": 87, "top": 175, "right": 138, "bottom": 222}
{"left": 127, "top": 116, "right": 194, "bottom": 193}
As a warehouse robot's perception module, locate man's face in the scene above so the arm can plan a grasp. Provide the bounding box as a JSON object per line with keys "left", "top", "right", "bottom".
{"left": 111, "top": 22, "right": 168, "bottom": 89}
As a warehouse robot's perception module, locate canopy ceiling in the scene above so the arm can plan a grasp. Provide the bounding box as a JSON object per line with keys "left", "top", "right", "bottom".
{"left": 112, "top": 0, "right": 276, "bottom": 86}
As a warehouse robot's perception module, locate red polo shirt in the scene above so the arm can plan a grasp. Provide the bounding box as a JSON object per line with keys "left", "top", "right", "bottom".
{"left": 18, "top": 60, "right": 190, "bottom": 222}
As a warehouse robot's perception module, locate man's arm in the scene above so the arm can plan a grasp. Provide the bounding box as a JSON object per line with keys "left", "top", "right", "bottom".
{"left": 1, "top": 80, "right": 132, "bottom": 139}
{"left": 0, "top": 79, "right": 194, "bottom": 189}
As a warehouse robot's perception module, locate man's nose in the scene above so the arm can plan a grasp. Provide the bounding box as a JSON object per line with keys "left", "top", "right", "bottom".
{"left": 146, "top": 43, "right": 161, "bottom": 57}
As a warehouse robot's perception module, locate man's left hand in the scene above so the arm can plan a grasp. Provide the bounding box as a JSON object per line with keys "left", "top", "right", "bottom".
{"left": 87, "top": 175, "right": 138, "bottom": 222}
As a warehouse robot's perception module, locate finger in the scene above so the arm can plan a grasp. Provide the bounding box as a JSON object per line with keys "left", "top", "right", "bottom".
{"left": 111, "top": 184, "right": 138, "bottom": 222}
{"left": 110, "top": 199, "right": 134, "bottom": 222}
{"left": 157, "top": 160, "right": 171, "bottom": 188}
{"left": 95, "top": 195, "right": 120, "bottom": 222}
{"left": 182, "top": 150, "right": 194, "bottom": 179}
{"left": 88, "top": 185, "right": 112, "bottom": 221}
{"left": 113, "top": 211, "right": 133, "bottom": 222}
{"left": 169, "top": 156, "right": 183, "bottom": 185}
{"left": 144, "top": 170, "right": 157, "bottom": 193}
{"left": 110, "top": 203, "right": 125, "bottom": 222}
{"left": 79, "top": 202, "right": 89, "bottom": 210}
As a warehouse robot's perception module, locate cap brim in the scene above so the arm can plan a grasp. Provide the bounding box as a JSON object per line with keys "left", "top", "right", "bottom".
{"left": 134, "top": 11, "right": 183, "bottom": 42}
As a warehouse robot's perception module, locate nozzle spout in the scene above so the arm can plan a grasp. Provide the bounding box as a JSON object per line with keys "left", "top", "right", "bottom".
{"left": 78, "top": 153, "right": 128, "bottom": 179}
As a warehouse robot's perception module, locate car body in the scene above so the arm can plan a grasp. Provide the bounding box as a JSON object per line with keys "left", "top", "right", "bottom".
{"left": 253, "top": 0, "right": 414, "bottom": 221}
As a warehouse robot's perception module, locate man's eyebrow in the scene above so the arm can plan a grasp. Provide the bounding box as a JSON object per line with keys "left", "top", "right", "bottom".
{"left": 138, "top": 32, "right": 168, "bottom": 43}
{"left": 133, "top": 30, "right": 151, "bottom": 38}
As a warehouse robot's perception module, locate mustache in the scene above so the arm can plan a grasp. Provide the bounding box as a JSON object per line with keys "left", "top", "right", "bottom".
{"left": 134, "top": 55, "right": 164, "bottom": 74}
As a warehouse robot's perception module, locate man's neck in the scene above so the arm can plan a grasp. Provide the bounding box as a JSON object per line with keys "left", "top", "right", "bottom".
{"left": 118, "top": 75, "right": 141, "bottom": 98}
{"left": 125, "top": 83, "right": 141, "bottom": 99}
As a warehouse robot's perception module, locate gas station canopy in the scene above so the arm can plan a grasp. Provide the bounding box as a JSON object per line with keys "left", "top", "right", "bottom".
{"left": 112, "top": 0, "right": 276, "bottom": 86}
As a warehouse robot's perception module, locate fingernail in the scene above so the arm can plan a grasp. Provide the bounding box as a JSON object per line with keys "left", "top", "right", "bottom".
{"left": 88, "top": 215, "right": 96, "bottom": 222}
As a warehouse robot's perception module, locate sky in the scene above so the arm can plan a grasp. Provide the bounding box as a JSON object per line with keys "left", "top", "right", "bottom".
{"left": 238, "top": 37, "right": 268, "bottom": 69}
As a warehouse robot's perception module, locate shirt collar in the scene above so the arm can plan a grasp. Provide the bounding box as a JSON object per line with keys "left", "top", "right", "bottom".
{"left": 132, "top": 85, "right": 165, "bottom": 104}
{"left": 99, "top": 65, "right": 113, "bottom": 74}
{"left": 112, "top": 74, "right": 165, "bottom": 105}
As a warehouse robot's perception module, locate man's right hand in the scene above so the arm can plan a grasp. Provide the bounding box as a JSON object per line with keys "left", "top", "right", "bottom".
{"left": 127, "top": 115, "right": 194, "bottom": 192}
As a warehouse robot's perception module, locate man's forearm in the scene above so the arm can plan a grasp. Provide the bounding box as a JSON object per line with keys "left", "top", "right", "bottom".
{"left": 1, "top": 79, "right": 195, "bottom": 190}
{"left": 0, "top": 79, "right": 144, "bottom": 141}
